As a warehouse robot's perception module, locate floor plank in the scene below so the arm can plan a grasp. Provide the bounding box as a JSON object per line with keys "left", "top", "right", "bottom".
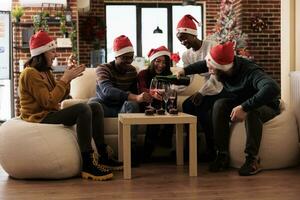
{"left": 1, "top": 162, "right": 300, "bottom": 200}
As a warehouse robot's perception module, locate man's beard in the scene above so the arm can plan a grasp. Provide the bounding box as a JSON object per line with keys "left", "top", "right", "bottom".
{"left": 215, "top": 69, "right": 230, "bottom": 83}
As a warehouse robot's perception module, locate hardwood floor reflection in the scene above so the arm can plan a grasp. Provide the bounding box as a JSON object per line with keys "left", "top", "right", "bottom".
{"left": 1, "top": 162, "right": 300, "bottom": 200}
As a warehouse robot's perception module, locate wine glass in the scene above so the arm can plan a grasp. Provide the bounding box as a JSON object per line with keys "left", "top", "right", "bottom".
{"left": 168, "top": 85, "right": 177, "bottom": 110}
{"left": 156, "top": 81, "right": 166, "bottom": 110}
{"left": 147, "top": 78, "right": 158, "bottom": 110}
{"left": 162, "top": 83, "right": 171, "bottom": 112}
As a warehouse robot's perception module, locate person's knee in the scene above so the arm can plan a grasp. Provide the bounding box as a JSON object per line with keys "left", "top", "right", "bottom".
{"left": 212, "top": 99, "right": 233, "bottom": 118}
{"left": 182, "top": 98, "right": 194, "bottom": 113}
{"left": 76, "top": 103, "right": 92, "bottom": 116}
{"left": 88, "top": 102, "right": 104, "bottom": 116}
{"left": 124, "top": 101, "right": 140, "bottom": 113}
{"left": 245, "top": 110, "right": 260, "bottom": 123}
{"left": 213, "top": 99, "right": 228, "bottom": 111}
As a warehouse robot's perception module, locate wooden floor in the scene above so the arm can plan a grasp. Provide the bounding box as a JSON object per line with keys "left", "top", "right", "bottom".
{"left": 1, "top": 162, "right": 300, "bottom": 200}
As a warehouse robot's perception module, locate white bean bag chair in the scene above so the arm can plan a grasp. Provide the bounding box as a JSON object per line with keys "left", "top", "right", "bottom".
{"left": 0, "top": 118, "right": 81, "bottom": 179}
{"left": 229, "top": 102, "right": 300, "bottom": 169}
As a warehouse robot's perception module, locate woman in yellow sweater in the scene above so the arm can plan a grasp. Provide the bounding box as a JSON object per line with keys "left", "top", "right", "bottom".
{"left": 18, "top": 31, "right": 122, "bottom": 181}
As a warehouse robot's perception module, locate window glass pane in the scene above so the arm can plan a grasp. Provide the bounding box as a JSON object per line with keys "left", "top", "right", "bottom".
{"left": 172, "top": 5, "right": 203, "bottom": 67}
{"left": 142, "top": 8, "right": 168, "bottom": 58}
{"left": 106, "top": 5, "right": 136, "bottom": 62}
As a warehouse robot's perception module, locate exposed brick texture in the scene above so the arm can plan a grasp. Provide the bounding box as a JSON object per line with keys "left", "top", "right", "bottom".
{"left": 12, "top": 0, "right": 281, "bottom": 116}
{"left": 12, "top": 0, "right": 77, "bottom": 116}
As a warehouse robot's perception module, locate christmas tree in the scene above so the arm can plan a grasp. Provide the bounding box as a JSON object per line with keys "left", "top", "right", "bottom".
{"left": 208, "top": 0, "right": 252, "bottom": 59}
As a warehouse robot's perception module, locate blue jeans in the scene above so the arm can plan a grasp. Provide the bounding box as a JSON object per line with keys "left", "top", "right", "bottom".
{"left": 89, "top": 97, "right": 140, "bottom": 145}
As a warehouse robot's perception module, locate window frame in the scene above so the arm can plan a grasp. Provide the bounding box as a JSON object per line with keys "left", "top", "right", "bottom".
{"left": 105, "top": 3, "right": 204, "bottom": 59}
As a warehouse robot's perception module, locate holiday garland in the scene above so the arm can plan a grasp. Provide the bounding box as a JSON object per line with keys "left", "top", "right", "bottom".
{"left": 251, "top": 16, "right": 267, "bottom": 32}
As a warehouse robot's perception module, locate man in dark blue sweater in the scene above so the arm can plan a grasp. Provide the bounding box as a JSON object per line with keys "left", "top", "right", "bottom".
{"left": 176, "top": 42, "right": 280, "bottom": 176}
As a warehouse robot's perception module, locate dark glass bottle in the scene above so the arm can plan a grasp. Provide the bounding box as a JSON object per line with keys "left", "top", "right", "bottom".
{"left": 155, "top": 75, "right": 190, "bottom": 86}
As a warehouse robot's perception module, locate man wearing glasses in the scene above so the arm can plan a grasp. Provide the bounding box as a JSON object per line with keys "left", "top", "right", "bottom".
{"left": 89, "top": 35, "right": 151, "bottom": 167}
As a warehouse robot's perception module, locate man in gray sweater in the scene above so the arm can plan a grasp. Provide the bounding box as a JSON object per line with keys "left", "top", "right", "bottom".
{"left": 176, "top": 42, "right": 280, "bottom": 176}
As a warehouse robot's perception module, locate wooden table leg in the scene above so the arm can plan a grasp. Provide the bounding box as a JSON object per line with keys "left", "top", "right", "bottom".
{"left": 189, "top": 122, "right": 197, "bottom": 176}
{"left": 123, "top": 124, "right": 131, "bottom": 179}
{"left": 118, "top": 120, "right": 123, "bottom": 161}
{"left": 175, "top": 124, "right": 184, "bottom": 166}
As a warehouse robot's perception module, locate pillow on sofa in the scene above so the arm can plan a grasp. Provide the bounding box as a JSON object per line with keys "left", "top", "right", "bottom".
{"left": 70, "top": 68, "right": 97, "bottom": 99}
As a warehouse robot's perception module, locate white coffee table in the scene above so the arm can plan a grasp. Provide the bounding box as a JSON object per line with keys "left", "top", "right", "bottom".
{"left": 118, "top": 112, "right": 197, "bottom": 179}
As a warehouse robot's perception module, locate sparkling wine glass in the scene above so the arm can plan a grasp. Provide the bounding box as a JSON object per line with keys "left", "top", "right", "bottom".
{"left": 157, "top": 81, "right": 170, "bottom": 111}
{"left": 168, "top": 85, "right": 177, "bottom": 110}
{"left": 147, "top": 78, "right": 158, "bottom": 110}
{"left": 156, "top": 81, "right": 166, "bottom": 110}
{"left": 162, "top": 83, "right": 171, "bottom": 111}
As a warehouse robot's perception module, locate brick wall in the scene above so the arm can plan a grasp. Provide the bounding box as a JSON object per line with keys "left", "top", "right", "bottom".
{"left": 237, "top": 0, "right": 281, "bottom": 81}
{"left": 12, "top": 0, "right": 78, "bottom": 116}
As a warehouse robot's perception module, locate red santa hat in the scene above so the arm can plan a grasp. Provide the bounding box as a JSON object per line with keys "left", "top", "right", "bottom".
{"left": 29, "top": 31, "right": 56, "bottom": 57}
{"left": 205, "top": 42, "right": 235, "bottom": 71}
{"left": 177, "top": 14, "right": 201, "bottom": 36}
{"left": 113, "top": 35, "right": 134, "bottom": 57}
{"left": 148, "top": 46, "right": 171, "bottom": 63}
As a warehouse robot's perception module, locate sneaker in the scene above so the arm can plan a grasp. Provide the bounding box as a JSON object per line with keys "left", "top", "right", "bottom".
{"left": 81, "top": 152, "right": 113, "bottom": 181}
{"left": 238, "top": 156, "right": 262, "bottom": 176}
{"left": 209, "top": 151, "right": 229, "bottom": 172}
{"left": 97, "top": 154, "right": 123, "bottom": 171}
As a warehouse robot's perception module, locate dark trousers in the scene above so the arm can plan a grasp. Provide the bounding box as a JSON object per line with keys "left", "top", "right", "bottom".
{"left": 41, "top": 102, "right": 105, "bottom": 153}
{"left": 212, "top": 98, "right": 280, "bottom": 156}
{"left": 182, "top": 89, "right": 231, "bottom": 153}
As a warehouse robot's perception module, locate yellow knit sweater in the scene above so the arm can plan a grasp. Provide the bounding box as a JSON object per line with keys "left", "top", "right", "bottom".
{"left": 19, "top": 67, "right": 70, "bottom": 122}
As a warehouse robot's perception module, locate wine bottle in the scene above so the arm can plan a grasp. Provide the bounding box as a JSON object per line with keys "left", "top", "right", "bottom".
{"left": 155, "top": 75, "right": 190, "bottom": 86}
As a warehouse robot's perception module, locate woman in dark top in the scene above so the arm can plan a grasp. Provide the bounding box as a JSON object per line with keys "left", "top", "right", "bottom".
{"left": 137, "top": 46, "right": 174, "bottom": 160}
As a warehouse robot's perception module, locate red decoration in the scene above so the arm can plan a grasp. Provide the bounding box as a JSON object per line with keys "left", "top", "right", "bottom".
{"left": 171, "top": 52, "right": 180, "bottom": 63}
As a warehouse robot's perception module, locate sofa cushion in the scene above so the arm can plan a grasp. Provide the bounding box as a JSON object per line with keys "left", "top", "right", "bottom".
{"left": 70, "top": 68, "right": 96, "bottom": 99}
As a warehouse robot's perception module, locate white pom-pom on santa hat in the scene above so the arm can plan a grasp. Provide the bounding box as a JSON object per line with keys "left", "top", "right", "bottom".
{"left": 113, "top": 35, "right": 134, "bottom": 57}
{"left": 148, "top": 46, "right": 171, "bottom": 63}
{"left": 205, "top": 42, "right": 235, "bottom": 71}
{"left": 30, "top": 31, "right": 56, "bottom": 57}
{"left": 177, "top": 14, "right": 201, "bottom": 36}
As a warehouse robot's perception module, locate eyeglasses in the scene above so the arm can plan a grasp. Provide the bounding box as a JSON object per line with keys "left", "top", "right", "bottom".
{"left": 119, "top": 55, "right": 134, "bottom": 61}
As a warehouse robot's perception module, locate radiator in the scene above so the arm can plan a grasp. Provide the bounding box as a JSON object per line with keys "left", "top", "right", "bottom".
{"left": 290, "top": 71, "right": 300, "bottom": 134}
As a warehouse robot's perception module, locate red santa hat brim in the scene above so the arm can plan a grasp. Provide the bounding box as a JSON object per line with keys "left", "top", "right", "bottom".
{"left": 149, "top": 51, "right": 171, "bottom": 63}
{"left": 176, "top": 27, "right": 197, "bottom": 36}
{"left": 30, "top": 40, "right": 56, "bottom": 57}
{"left": 205, "top": 53, "right": 233, "bottom": 71}
{"left": 114, "top": 46, "right": 134, "bottom": 57}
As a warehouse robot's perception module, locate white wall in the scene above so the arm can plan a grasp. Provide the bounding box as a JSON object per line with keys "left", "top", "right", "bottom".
{"left": 281, "top": 0, "right": 299, "bottom": 105}
{"left": 0, "top": 80, "right": 12, "bottom": 120}
{"left": 0, "top": 1, "right": 12, "bottom": 11}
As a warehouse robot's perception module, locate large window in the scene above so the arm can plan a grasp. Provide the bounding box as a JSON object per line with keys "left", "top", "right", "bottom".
{"left": 106, "top": 5, "right": 137, "bottom": 62}
{"left": 106, "top": 4, "right": 203, "bottom": 66}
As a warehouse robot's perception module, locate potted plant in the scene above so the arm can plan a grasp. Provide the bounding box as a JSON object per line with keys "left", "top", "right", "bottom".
{"left": 70, "top": 23, "right": 77, "bottom": 56}
{"left": 60, "top": 15, "right": 68, "bottom": 37}
{"left": 32, "top": 12, "right": 48, "bottom": 33}
{"left": 12, "top": 5, "right": 24, "bottom": 23}
{"left": 55, "top": 11, "right": 62, "bottom": 21}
